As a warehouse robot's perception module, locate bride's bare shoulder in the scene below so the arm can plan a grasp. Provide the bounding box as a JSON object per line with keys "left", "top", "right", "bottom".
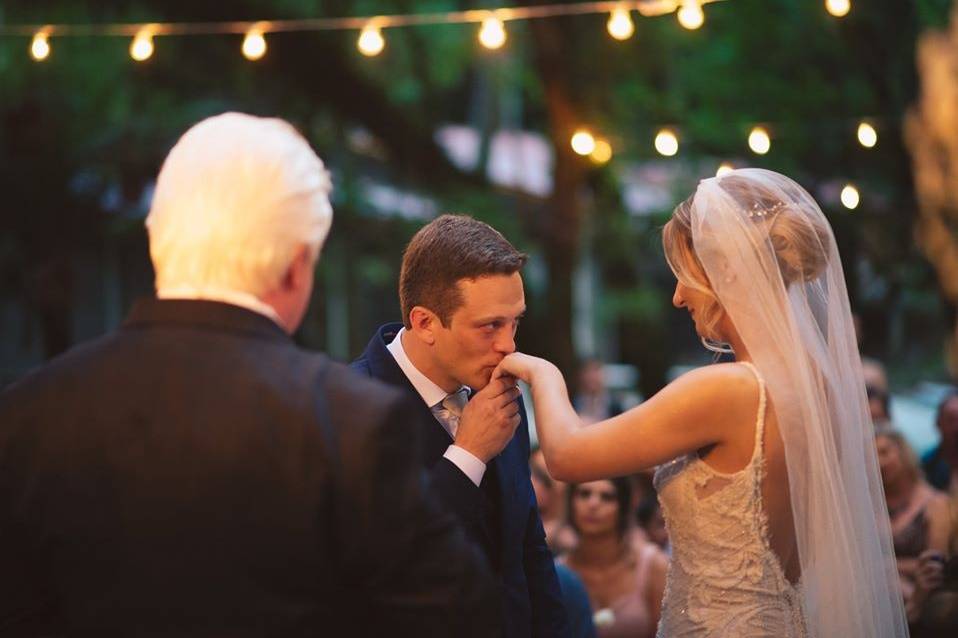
{"left": 668, "top": 362, "right": 761, "bottom": 407}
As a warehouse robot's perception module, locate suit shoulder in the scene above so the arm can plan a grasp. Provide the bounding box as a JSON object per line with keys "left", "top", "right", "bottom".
{"left": 349, "top": 355, "right": 372, "bottom": 377}
{"left": 318, "top": 358, "right": 408, "bottom": 421}
{"left": 1, "top": 333, "right": 118, "bottom": 403}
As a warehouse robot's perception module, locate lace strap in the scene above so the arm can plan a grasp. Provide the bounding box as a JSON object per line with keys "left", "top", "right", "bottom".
{"left": 738, "top": 361, "right": 767, "bottom": 463}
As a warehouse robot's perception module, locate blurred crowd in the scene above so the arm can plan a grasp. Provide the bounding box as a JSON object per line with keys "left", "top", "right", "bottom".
{"left": 533, "top": 357, "right": 958, "bottom": 638}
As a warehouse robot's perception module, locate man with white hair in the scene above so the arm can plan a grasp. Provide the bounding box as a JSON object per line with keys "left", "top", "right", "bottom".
{"left": 0, "top": 113, "right": 498, "bottom": 636}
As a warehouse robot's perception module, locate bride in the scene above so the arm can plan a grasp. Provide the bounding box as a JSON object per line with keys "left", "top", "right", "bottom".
{"left": 496, "top": 169, "right": 908, "bottom": 637}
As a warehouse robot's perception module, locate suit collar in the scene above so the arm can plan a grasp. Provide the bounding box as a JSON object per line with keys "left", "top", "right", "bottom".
{"left": 123, "top": 297, "right": 291, "bottom": 343}
{"left": 359, "top": 323, "right": 409, "bottom": 387}
{"left": 360, "top": 323, "right": 455, "bottom": 449}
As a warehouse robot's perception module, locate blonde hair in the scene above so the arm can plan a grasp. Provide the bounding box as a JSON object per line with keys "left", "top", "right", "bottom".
{"left": 662, "top": 175, "right": 831, "bottom": 339}
{"left": 146, "top": 113, "right": 333, "bottom": 298}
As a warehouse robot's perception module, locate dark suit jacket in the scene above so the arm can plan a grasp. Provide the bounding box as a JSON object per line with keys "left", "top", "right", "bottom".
{"left": 352, "top": 323, "right": 570, "bottom": 638}
{"left": 0, "top": 299, "right": 499, "bottom": 637}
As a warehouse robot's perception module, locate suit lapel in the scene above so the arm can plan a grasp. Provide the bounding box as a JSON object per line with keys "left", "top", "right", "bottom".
{"left": 360, "top": 324, "right": 454, "bottom": 463}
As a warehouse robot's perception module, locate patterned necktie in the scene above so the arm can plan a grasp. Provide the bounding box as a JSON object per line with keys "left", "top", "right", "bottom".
{"left": 433, "top": 388, "right": 469, "bottom": 438}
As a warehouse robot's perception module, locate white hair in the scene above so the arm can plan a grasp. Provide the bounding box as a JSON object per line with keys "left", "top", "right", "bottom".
{"left": 146, "top": 112, "right": 333, "bottom": 297}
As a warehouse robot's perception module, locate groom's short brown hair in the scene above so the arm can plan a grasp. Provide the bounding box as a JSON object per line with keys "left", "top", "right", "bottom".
{"left": 400, "top": 214, "right": 527, "bottom": 329}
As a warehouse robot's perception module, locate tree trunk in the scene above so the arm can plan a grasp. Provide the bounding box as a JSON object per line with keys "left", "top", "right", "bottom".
{"left": 528, "top": 17, "right": 588, "bottom": 381}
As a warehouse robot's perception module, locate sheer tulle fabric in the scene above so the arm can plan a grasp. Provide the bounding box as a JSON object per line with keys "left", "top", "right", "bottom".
{"left": 679, "top": 169, "right": 907, "bottom": 637}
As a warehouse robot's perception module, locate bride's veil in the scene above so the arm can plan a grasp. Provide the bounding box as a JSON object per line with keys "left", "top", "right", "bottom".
{"left": 682, "top": 169, "right": 907, "bottom": 637}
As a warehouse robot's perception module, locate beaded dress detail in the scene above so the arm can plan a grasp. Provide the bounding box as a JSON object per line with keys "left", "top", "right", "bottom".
{"left": 652, "top": 363, "right": 807, "bottom": 637}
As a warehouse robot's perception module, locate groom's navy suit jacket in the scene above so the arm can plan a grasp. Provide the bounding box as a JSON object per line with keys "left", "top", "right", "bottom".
{"left": 352, "top": 323, "right": 570, "bottom": 638}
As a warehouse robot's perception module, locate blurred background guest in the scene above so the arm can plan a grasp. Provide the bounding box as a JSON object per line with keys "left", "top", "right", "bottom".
{"left": 553, "top": 563, "right": 598, "bottom": 638}
{"left": 861, "top": 357, "right": 890, "bottom": 395}
{"left": 636, "top": 491, "right": 670, "bottom": 556}
{"left": 876, "top": 426, "right": 952, "bottom": 624}
{"left": 923, "top": 391, "right": 958, "bottom": 493}
{"left": 909, "top": 490, "right": 958, "bottom": 637}
{"left": 561, "top": 478, "right": 667, "bottom": 638}
{"left": 573, "top": 359, "right": 623, "bottom": 424}
{"left": 530, "top": 447, "right": 578, "bottom": 555}
{"left": 869, "top": 384, "right": 893, "bottom": 428}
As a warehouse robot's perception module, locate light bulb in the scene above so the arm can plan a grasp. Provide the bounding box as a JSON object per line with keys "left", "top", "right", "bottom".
{"left": 607, "top": 8, "right": 635, "bottom": 41}
{"left": 655, "top": 129, "right": 679, "bottom": 156}
{"left": 677, "top": 1, "right": 705, "bottom": 30}
{"left": 571, "top": 130, "right": 597, "bottom": 156}
{"left": 841, "top": 184, "right": 860, "bottom": 209}
{"left": 130, "top": 29, "right": 154, "bottom": 62}
{"left": 358, "top": 24, "right": 385, "bottom": 57}
{"left": 857, "top": 122, "right": 877, "bottom": 148}
{"left": 748, "top": 127, "right": 771, "bottom": 155}
{"left": 716, "top": 162, "right": 735, "bottom": 177}
{"left": 826, "top": 0, "right": 851, "bottom": 18}
{"left": 242, "top": 29, "right": 267, "bottom": 60}
{"left": 591, "top": 139, "right": 613, "bottom": 164}
{"left": 30, "top": 32, "right": 50, "bottom": 61}
{"left": 479, "top": 16, "right": 507, "bottom": 50}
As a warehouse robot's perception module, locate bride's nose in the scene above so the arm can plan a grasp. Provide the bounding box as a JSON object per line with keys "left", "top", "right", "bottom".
{"left": 672, "top": 283, "right": 686, "bottom": 309}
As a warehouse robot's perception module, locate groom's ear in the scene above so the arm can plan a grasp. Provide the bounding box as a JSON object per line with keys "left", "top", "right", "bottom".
{"left": 408, "top": 306, "right": 439, "bottom": 345}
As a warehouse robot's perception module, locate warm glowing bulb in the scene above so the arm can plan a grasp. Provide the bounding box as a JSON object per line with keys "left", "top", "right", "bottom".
{"left": 716, "top": 162, "right": 735, "bottom": 177}
{"left": 571, "top": 130, "right": 597, "bottom": 156}
{"left": 358, "top": 24, "right": 385, "bottom": 57}
{"left": 841, "top": 184, "right": 860, "bottom": 209}
{"left": 677, "top": 1, "right": 705, "bottom": 30}
{"left": 857, "top": 122, "right": 877, "bottom": 148}
{"left": 242, "top": 29, "right": 267, "bottom": 60}
{"left": 130, "top": 29, "right": 154, "bottom": 62}
{"left": 826, "top": 0, "right": 851, "bottom": 18}
{"left": 479, "top": 17, "right": 507, "bottom": 50}
{"left": 607, "top": 8, "right": 635, "bottom": 41}
{"left": 591, "top": 139, "right": 613, "bottom": 164}
{"left": 30, "top": 32, "right": 50, "bottom": 61}
{"left": 748, "top": 127, "right": 771, "bottom": 155}
{"left": 655, "top": 129, "right": 679, "bottom": 156}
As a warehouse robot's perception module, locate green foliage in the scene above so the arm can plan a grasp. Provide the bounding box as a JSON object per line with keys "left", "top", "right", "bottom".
{"left": 0, "top": 0, "right": 953, "bottom": 378}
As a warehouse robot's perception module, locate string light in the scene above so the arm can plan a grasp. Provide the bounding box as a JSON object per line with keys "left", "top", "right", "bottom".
{"left": 591, "top": 139, "right": 613, "bottom": 164}
{"left": 748, "top": 126, "right": 771, "bottom": 155}
{"left": 716, "top": 162, "right": 735, "bottom": 177}
{"left": 242, "top": 27, "right": 267, "bottom": 60}
{"left": 655, "top": 129, "right": 679, "bottom": 156}
{"left": 30, "top": 31, "right": 50, "bottom": 61}
{"left": 677, "top": 1, "right": 705, "bottom": 30}
{"left": 857, "top": 121, "right": 877, "bottom": 148}
{"left": 841, "top": 184, "right": 860, "bottom": 209}
{"left": 825, "top": 0, "right": 851, "bottom": 18}
{"left": 571, "top": 129, "right": 597, "bottom": 156}
{"left": 607, "top": 7, "right": 635, "bottom": 41}
{"left": 478, "top": 16, "right": 507, "bottom": 50}
{"left": 130, "top": 27, "right": 155, "bottom": 62}
{"left": 358, "top": 23, "right": 385, "bottom": 56}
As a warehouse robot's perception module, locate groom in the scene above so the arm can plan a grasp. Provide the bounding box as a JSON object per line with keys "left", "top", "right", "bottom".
{"left": 352, "top": 214, "right": 570, "bottom": 638}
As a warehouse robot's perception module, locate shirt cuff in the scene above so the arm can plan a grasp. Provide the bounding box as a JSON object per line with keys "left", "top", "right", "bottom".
{"left": 443, "top": 445, "right": 487, "bottom": 487}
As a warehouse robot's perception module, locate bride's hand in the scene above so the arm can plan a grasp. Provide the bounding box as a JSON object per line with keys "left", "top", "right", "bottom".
{"left": 493, "top": 352, "right": 547, "bottom": 385}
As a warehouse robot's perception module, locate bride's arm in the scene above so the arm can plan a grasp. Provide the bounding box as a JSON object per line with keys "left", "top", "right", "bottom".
{"left": 498, "top": 354, "right": 757, "bottom": 482}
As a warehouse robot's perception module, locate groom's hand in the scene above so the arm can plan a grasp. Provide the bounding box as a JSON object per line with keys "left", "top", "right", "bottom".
{"left": 455, "top": 376, "right": 522, "bottom": 463}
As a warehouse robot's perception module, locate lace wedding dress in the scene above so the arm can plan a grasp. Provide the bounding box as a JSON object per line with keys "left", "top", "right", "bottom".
{"left": 653, "top": 362, "right": 807, "bottom": 637}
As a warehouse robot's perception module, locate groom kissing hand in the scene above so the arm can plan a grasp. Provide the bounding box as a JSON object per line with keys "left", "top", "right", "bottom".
{"left": 352, "top": 214, "right": 570, "bottom": 638}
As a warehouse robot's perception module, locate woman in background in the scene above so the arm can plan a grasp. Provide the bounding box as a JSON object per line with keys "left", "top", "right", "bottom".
{"left": 561, "top": 477, "right": 666, "bottom": 638}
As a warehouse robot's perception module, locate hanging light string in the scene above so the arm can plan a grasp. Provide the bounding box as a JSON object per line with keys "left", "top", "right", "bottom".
{"left": 0, "top": 1, "right": 730, "bottom": 37}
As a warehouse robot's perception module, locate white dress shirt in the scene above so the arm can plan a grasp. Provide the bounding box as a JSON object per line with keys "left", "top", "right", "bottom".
{"left": 387, "top": 328, "right": 486, "bottom": 486}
